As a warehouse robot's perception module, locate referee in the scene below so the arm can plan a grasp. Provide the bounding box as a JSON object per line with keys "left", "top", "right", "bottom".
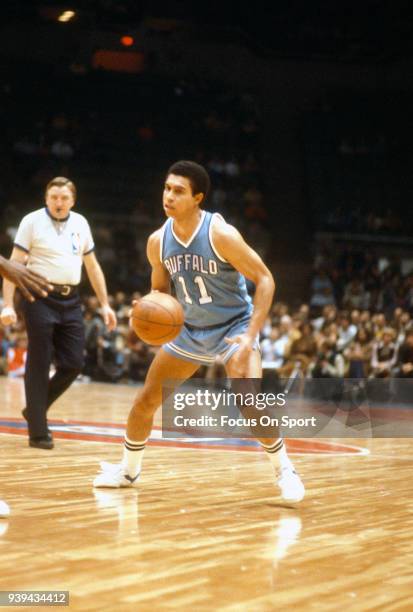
{"left": 0, "top": 176, "right": 117, "bottom": 449}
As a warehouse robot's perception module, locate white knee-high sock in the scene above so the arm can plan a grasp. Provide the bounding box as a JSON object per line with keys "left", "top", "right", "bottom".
{"left": 122, "top": 436, "right": 147, "bottom": 478}
{"left": 260, "top": 438, "right": 292, "bottom": 471}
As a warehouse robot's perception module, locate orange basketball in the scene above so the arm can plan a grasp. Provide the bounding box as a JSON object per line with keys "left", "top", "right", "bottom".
{"left": 130, "top": 292, "right": 184, "bottom": 345}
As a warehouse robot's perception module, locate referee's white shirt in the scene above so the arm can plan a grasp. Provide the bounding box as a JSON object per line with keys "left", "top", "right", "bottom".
{"left": 14, "top": 208, "right": 95, "bottom": 285}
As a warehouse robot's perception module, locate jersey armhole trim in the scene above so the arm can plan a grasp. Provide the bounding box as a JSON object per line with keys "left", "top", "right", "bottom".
{"left": 159, "top": 220, "right": 168, "bottom": 264}
{"left": 83, "top": 246, "right": 95, "bottom": 256}
{"left": 13, "top": 243, "right": 29, "bottom": 254}
{"left": 209, "top": 213, "right": 228, "bottom": 263}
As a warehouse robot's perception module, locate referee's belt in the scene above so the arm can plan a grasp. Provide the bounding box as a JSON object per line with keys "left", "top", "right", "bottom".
{"left": 50, "top": 284, "right": 78, "bottom": 297}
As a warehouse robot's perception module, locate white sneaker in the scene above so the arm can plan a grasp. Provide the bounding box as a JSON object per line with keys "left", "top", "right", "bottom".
{"left": 0, "top": 500, "right": 10, "bottom": 518}
{"left": 93, "top": 462, "right": 140, "bottom": 488}
{"left": 276, "top": 466, "right": 305, "bottom": 504}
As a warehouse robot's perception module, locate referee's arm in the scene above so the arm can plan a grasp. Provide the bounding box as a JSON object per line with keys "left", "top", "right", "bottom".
{"left": 83, "top": 252, "right": 117, "bottom": 331}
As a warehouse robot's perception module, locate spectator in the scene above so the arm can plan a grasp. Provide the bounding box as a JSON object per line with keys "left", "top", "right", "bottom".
{"left": 336, "top": 312, "right": 357, "bottom": 351}
{"left": 297, "top": 303, "right": 310, "bottom": 322}
{"left": 113, "top": 291, "right": 129, "bottom": 321}
{"left": 350, "top": 309, "right": 360, "bottom": 326}
{"left": 310, "top": 268, "right": 336, "bottom": 311}
{"left": 395, "top": 311, "right": 412, "bottom": 346}
{"left": 224, "top": 157, "right": 240, "bottom": 179}
{"left": 50, "top": 140, "right": 74, "bottom": 159}
{"left": 395, "top": 329, "right": 413, "bottom": 379}
{"left": 84, "top": 299, "right": 106, "bottom": 379}
{"left": 343, "top": 279, "right": 370, "bottom": 310}
{"left": 311, "top": 335, "right": 346, "bottom": 380}
{"left": 344, "top": 327, "right": 372, "bottom": 379}
{"left": 372, "top": 313, "right": 387, "bottom": 340}
{"left": 7, "top": 335, "right": 27, "bottom": 378}
{"left": 392, "top": 329, "right": 413, "bottom": 402}
{"left": 261, "top": 326, "right": 285, "bottom": 369}
{"left": 278, "top": 322, "right": 318, "bottom": 378}
{"left": 271, "top": 302, "right": 289, "bottom": 324}
{"left": 0, "top": 329, "right": 9, "bottom": 375}
{"left": 96, "top": 329, "right": 127, "bottom": 383}
{"left": 312, "top": 304, "right": 337, "bottom": 332}
{"left": 370, "top": 328, "right": 397, "bottom": 378}
{"left": 243, "top": 185, "right": 263, "bottom": 209}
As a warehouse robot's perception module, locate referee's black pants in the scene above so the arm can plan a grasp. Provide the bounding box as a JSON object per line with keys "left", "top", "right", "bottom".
{"left": 22, "top": 293, "right": 85, "bottom": 438}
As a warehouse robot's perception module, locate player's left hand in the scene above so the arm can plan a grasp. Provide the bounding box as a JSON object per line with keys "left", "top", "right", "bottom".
{"left": 102, "top": 305, "right": 117, "bottom": 331}
{"left": 225, "top": 334, "right": 254, "bottom": 377}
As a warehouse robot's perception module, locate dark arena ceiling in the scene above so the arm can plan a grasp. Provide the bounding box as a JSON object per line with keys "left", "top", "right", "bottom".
{"left": 2, "top": 0, "right": 413, "bottom": 63}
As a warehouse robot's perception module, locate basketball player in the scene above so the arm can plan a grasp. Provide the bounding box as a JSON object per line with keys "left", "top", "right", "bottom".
{"left": 0, "top": 177, "right": 117, "bottom": 449}
{"left": 94, "top": 161, "right": 305, "bottom": 503}
{"left": 0, "top": 256, "right": 52, "bottom": 517}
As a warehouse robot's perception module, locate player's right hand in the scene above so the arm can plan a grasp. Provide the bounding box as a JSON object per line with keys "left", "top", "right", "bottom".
{"left": 225, "top": 333, "right": 254, "bottom": 377}
{"left": 0, "top": 306, "right": 17, "bottom": 326}
{"left": 1, "top": 260, "right": 52, "bottom": 302}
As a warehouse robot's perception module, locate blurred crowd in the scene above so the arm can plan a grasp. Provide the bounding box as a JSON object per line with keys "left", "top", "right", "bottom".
{"left": 260, "top": 302, "right": 413, "bottom": 392}
{"left": 256, "top": 244, "right": 413, "bottom": 403}
{"left": 1, "top": 285, "right": 413, "bottom": 404}
{"left": 310, "top": 244, "right": 413, "bottom": 318}
{"left": 323, "top": 205, "right": 406, "bottom": 235}
{"left": 1, "top": 243, "right": 413, "bottom": 393}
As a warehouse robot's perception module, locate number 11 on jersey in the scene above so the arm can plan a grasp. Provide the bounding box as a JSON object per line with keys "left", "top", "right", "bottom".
{"left": 178, "top": 275, "right": 212, "bottom": 304}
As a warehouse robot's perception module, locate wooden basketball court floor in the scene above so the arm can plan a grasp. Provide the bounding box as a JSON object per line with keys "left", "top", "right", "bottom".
{"left": 0, "top": 377, "right": 412, "bottom": 611}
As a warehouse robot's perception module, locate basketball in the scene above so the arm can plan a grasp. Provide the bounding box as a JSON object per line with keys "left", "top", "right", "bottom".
{"left": 130, "top": 292, "right": 184, "bottom": 345}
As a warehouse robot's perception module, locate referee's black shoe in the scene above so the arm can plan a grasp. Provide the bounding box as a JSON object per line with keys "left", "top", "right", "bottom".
{"left": 29, "top": 434, "right": 54, "bottom": 450}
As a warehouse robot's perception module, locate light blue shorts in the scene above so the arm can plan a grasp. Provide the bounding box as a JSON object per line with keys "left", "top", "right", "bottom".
{"left": 164, "top": 312, "right": 256, "bottom": 365}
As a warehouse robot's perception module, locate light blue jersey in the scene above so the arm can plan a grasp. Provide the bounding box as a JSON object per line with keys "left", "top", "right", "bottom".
{"left": 161, "top": 211, "right": 252, "bottom": 328}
